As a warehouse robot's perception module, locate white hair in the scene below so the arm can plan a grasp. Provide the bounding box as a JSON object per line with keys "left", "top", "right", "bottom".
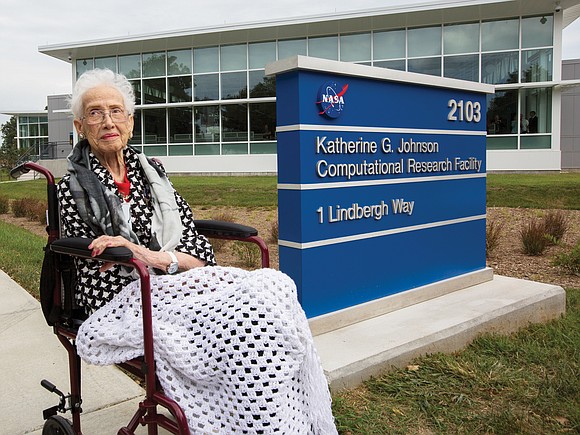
{"left": 69, "top": 69, "right": 136, "bottom": 119}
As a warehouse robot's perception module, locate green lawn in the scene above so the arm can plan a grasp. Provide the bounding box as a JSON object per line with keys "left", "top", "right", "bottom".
{"left": 1, "top": 172, "right": 579, "bottom": 209}
{"left": 487, "top": 172, "right": 580, "bottom": 209}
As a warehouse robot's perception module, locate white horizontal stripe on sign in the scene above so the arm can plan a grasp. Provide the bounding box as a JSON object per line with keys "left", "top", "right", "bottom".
{"left": 276, "top": 124, "right": 487, "bottom": 136}
{"left": 278, "top": 173, "right": 486, "bottom": 191}
{"left": 278, "top": 214, "right": 486, "bottom": 250}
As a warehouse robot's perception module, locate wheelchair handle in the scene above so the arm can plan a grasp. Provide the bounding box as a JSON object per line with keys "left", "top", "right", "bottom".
{"left": 10, "top": 161, "right": 55, "bottom": 184}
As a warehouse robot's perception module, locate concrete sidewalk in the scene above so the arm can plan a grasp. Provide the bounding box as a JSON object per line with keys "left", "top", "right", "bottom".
{"left": 1, "top": 268, "right": 566, "bottom": 434}
{"left": 0, "top": 270, "right": 145, "bottom": 435}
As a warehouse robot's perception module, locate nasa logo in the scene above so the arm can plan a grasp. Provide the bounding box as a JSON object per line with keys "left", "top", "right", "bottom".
{"left": 316, "top": 81, "right": 349, "bottom": 119}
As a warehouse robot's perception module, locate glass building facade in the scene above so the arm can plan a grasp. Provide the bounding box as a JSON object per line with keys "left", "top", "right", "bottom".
{"left": 38, "top": 0, "right": 579, "bottom": 172}
{"left": 73, "top": 14, "right": 556, "bottom": 158}
{"left": 16, "top": 114, "right": 49, "bottom": 153}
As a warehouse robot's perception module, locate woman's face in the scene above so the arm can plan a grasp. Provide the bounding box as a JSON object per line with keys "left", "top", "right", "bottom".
{"left": 74, "top": 85, "right": 134, "bottom": 159}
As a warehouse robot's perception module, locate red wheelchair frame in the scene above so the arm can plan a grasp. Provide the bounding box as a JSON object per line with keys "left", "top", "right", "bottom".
{"left": 11, "top": 161, "right": 269, "bottom": 435}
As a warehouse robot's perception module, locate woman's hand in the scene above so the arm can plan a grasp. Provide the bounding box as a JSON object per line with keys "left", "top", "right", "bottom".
{"left": 88, "top": 235, "right": 206, "bottom": 273}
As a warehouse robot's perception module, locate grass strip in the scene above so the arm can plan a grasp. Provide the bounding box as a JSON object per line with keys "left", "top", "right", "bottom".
{"left": 487, "top": 173, "right": 580, "bottom": 209}
{"left": 0, "top": 176, "right": 279, "bottom": 208}
{"left": 2, "top": 172, "right": 579, "bottom": 209}
{"left": 0, "top": 220, "right": 45, "bottom": 298}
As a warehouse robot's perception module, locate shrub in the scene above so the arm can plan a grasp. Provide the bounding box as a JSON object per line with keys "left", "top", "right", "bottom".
{"left": 11, "top": 198, "right": 29, "bottom": 218}
{"left": 231, "top": 241, "right": 261, "bottom": 268}
{"left": 552, "top": 241, "right": 580, "bottom": 275}
{"left": 486, "top": 218, "right": 504, "bottom": 257}
{"left": 0, "top": 195, "right": 9, "bottom": 214}
{"left": 11, "top": 197, "right": 47, "bottom": 224}
{"left": 542, "top": 210, "right": 568, "bottom": 245}
{"left": 29, "top": 200, "right": 48, "bottom": 225}
{"left": 520, "top": 218, "right": 549, "bottom": 256}
{"left": 269, "top": 220, "right": 279, "bottom": 244}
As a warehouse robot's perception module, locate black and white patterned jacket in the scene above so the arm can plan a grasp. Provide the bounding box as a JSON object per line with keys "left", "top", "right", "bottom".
{"left": 57, "top": 146, "right": 216, "bottom": 314}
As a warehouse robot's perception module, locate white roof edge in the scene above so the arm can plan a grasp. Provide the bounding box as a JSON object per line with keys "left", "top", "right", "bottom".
{"left": 266, "top": 55, "right": 496, "bottom": 94}
{"left": 38, "top": 0, "right": 511, "bottom": 52}
{"left": 555, "top": 79, "right": 580, "bottom": 89}
{"left": 1, "top": 110, "right": 48, "bottom": 116}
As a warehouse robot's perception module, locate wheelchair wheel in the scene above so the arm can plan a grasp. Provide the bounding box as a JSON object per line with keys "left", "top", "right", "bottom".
{"left": 42, "top": 415, "right": 75, "bottom": 435}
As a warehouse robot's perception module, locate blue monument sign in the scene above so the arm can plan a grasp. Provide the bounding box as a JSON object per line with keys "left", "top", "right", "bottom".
{"left": 266, "top": 56, "right": 494, "bottom": 319}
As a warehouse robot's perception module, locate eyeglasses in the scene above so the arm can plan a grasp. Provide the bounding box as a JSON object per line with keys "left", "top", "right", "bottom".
{"left": 81, "top": 108, "right": 129, "bottom": 125}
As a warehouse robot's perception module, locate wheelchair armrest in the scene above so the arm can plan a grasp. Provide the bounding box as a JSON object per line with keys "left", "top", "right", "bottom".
{"left": 194, "top": 219, "right": 258, "bottom": 239}
{"left": 50, "top": 237, "right": 134, "bottom": 262}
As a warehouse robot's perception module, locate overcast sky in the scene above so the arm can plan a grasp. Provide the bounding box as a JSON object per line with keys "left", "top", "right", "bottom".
{"left": 1, "top": 0, "right": 580, "bottom": 129}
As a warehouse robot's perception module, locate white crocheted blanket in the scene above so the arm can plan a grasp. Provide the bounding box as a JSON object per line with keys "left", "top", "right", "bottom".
{"left": 77, "top": 266, "right": 337, "bottom": 434}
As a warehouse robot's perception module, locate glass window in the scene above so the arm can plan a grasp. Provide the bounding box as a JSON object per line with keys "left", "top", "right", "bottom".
{"left": 486, "top": 90, "right": 517, "bottom": 135}
{"left": 39, "top": 122, "right": 48, "bottom": 136}
{"left": 168, "top": 49, "right": 192, "bottom": 75}
{"left": 131, "top": 80, "right": 142, "bottom": 105}
{"left": 522, "top": 49, "right": 553, "bottom": 82}
{"left": 76, "top": 59, "right": 94, "bottom": 78}
{"left": 221, "top": 104, "right": 248, "bottom": 142}
{"left": 168, "top": 76, "right": 192, "bottom": 103}
{"left": 249, "top": 41, "right": 276, "bottom": 69}
{"left": 278, "top": 39, "right": 307, "bottom": 60}
{"left": 340, "top": 33, "right": 371, "bottom": 62}
{"left": 129, "top": 109, "right": 141, "bottom": 145}
{"left": 374, "top": 59, "right": 406, "bottom": 71}
{"left": 250, "top": 102, "right": 276, "bottom": 141}
{"left": 522, "top": 87, "right": 552, "bottom": 134}
{"left": 142, "top": 52, "right": 166, "bottom": 77}
{"left": 19, "top": 124, "right": 28, "bottom": 136}
{"left": 522, "top": 15, "right": 553, "bottom": 48}
{"left": 444, "top": 22, "right": 479, "bottom": 54}
{"left": 373, "top": 30, "right": 405, "bottom": 60}
{"left": 408, "top": 58, "right": 441, "bottom": 76}
{"left": 482, "top": 19, "right": 519, "bottom": 51}
{"left": 481, "top": 51, "right": 519, "bottom": 84}
{"left": 194, "top": 106, "right": 220, "bottom": 143}
{"left": 250, "top": 142, "right": 277, "bottom": 154}
{"left": 142, "top": 145, "right": 167, "bottom": 156}
{"left": 444, "top": 54, "right": 479, "bottom": 81}
{"left": 169, "top": 107, "right": 192, "bottom": 143}
{"left": 195, "top": 144, "right": 220, "bottom": 155}
{"left": 222, "top": 143, "right": 248, "bottom": 155}
{"left": 194, "top": 74, "right": 219, "bottom": 101}
{"left": 119, "top": 54, "right": 141, "bottom": 78}
{"left": 95, "top": 57, "right": 117, "bottom": 72}
{"left": 408, "top": 26, "right": 441, "bottom": 57}
{"left": 521, "top": 135, "right": 551, "bottom": 149}
{"left": 169, "top": 144, "right": 194, "bottom": 156}
{"left": 249, "top": 71, "right": 276, "bottom": 98}
{"left": 143, "top": 108, "right": 166, "bottom": 144}
{"left": 221, "top": 72, "right": 247, "bottom": 99}
{"left": 308, "top": 36, "right": 338, "bottom": 61}
{"left": 486, "top": 136, "right": 517, "bottom": 150}
{"left": 29, "top": 124, "right": 39, "bottom": 136}
{"left": 142, "top": 78, "right": 166, "bottom": 104}
{"left": 221, "top": 44, "right": 247, "bottom": 71}
{"left": 194, "top": 46, "right": 219, "bottom": 73}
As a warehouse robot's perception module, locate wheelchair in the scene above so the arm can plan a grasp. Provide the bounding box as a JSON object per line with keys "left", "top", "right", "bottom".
{"left": 10, "top": 161, "right": 270, "bottom": 435}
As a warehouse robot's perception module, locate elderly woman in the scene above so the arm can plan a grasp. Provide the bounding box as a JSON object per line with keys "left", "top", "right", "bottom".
{"left": 59, "top": 69, "right": 216, "bottom": 313}
{"left": 60, "top": 69, "right": 336, "bottom": 434}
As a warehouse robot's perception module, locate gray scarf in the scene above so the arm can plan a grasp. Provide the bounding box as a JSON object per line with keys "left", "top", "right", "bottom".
{"left": 67, "top": 140, "right": 183, "bottom": 253}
